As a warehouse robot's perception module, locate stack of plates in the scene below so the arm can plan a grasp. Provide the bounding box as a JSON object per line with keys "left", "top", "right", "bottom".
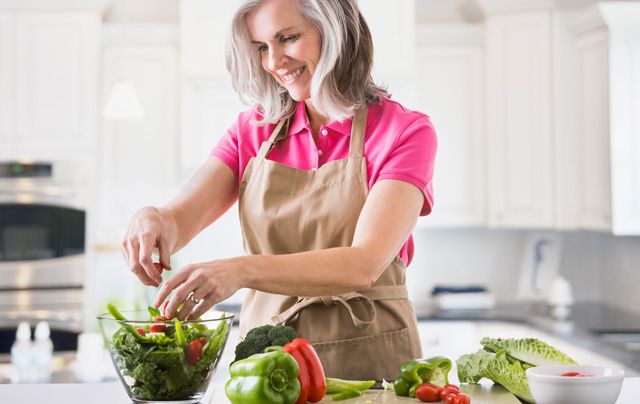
{"left": 431, "top": 286, "right": 496, "bottom": 311}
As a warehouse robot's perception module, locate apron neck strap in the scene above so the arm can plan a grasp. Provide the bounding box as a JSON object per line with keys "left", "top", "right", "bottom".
{"left": 349, "top": 106, "right": 367, "bottom": 158}
{"left": 258, "top": 104, "right": 368, "bottom": 161}
{"left": 257, "top": 116, "right": 290, "bottom": 161}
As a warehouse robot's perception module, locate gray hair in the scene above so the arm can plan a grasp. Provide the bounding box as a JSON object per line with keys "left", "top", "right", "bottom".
{"left": 225, "top": 0, "right": 389, "bottom": 124}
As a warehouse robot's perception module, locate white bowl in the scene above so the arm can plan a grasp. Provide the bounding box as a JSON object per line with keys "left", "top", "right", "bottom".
{"left": 526, "top": 365, "right": 624, "bottom": 404}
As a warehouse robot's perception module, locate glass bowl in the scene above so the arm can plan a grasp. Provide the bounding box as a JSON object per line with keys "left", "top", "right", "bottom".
{"left": 97, "top": 309, "right": 234, "bottom": 403}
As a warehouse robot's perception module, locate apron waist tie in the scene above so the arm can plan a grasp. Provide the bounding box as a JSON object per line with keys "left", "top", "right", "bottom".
{"left": 271, "top": 284, "right": 408, "bottom": 329}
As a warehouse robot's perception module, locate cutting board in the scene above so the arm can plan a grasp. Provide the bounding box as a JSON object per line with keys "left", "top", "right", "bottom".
{"left": 314, "top": 384, "right": 521, "bottom": 403}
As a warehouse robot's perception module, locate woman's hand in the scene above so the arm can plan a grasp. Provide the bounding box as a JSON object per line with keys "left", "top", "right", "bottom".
{"left": 152, "top": 258, "right": 244, "bottom": 320}
{"left": 121, "top": 206, "right": 177, "bottom": 287}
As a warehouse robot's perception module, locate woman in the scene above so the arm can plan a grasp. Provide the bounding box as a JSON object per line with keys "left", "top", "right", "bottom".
{"left": 122, "top": 0, "right": 437, "bottom": 381}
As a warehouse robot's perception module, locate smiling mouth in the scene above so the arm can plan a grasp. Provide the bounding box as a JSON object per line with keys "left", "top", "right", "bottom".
{"left": 281, "top": 66, "right": 305, "bottom": 84}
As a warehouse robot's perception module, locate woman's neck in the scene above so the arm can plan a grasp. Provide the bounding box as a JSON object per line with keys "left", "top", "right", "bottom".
{"left": 304, "top": 100, "right": 330, "bottom": 142}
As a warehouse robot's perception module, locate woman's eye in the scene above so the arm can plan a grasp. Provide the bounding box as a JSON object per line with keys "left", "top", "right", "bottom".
{"left": 257, "top": 44, "right": 268, "bottom": 53}
{"left": 282, "top": 35, "right": 298, "bottom": 43}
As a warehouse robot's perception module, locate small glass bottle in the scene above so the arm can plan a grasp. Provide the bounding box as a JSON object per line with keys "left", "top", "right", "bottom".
{"left": 10, "top": 322, "right": 34, "bottom": 383}
{"left": 33, "top": 321, "right": 54, "bottom": 383}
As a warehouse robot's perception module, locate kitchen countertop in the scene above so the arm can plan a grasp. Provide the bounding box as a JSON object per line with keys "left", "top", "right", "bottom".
{"left": 2, "top": 378, "right": 639, "bottom": 404}
{"left": 413, "top": 301, "right": 640, "bottom": 373}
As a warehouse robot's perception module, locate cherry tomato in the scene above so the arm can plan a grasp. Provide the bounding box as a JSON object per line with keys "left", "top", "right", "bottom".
{"left": 454, "top": 393, "right": 471, "bottom": 404}
{"left": 136, "top": 328, "right": 146, "bottom": 336}
{"left": 198, "top": 337, "right": 209, "bottom": 346}
{"left": 153, "top": 262, "right": 163, "bottom": 272}
{"left": 439, "top": 387, "right": 460, "bottom": 401}
{"left": 150, "top": 323, "right": 167, "bottom": 333}
{"left": 444, "top": 384, "right": 461, "bottom": 392}
{"left": 416, "top": 384, "right": 440, "bottom": 402}
{"left": 186, "top": 339, "right": 203, "bottom": 364}
{"left": 152, "top": 316, "right": 165, "bottom": 322}
{"left": 445, "top": 393, "right": 458, "bottom": 404}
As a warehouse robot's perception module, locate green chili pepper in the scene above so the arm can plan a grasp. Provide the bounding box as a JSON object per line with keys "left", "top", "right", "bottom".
{"left": 174, "top": 318, "right": 186, "bottom": 347}
{"left": 332, "top": 389, "right": 362, "bottom": 401}
{"left": 393, "top": 356, "right": 452, "bottom": 397}
{"left": 325, "top": 377, "right": 375, "bottom": 394}
{"left": 225, "top": 349, "right": 301, "bottom": 404}
{"left": 107, "top": 303, "right": 150, "bottom": 343}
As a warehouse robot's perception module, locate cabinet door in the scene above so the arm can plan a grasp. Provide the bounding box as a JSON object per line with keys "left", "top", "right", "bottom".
{"left": 485, "top": 12, "right": 555, "bottom": 228}
{"left": 359, "top": 0, "right": 416, "bottom": 77}
{"left": 14, "top": 12, "right": 99, "bottom": 150}
{"left": 98, "top": 46, "right": 179, "bottom": 235}
{"left": 415, "top": 44, "right": 485, "bottom": 227}
{"left": 180, "top": 0, "right": 238, "bottom": 77}
{"left": 0, "top": 12, "right": 12, "bottom": 145}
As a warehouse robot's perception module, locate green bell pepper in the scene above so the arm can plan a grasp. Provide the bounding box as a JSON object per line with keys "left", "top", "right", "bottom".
{"left": 393, "top": 356, "right": 452, "bottom": 397}
{"left": 225, "top": 348, "right": 301, "bottom": 404}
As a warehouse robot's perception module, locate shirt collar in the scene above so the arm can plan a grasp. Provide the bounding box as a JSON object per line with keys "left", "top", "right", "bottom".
{"left": 288, "top": 100, "right": 381, "bottom": 136}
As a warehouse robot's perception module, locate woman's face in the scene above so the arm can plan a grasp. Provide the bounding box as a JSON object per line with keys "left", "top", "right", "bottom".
{"left": 246, "top": 0, "right": 322, "bottom": 101}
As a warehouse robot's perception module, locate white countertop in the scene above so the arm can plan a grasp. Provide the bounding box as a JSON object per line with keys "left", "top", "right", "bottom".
{"left": 1, "top": 378, "right": 639, "bottom": 404}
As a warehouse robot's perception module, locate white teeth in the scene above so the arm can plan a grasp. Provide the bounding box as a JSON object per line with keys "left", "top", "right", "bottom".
{"left": 282, "top": 67, "right": 304, "bottom": 83}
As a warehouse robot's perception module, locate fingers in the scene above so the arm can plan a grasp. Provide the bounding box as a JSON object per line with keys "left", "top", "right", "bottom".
{"left": 158, "top": 236, "right": 172, "bottom": 271}
{"left": 166, "top": 271, "right": 205, "bottom": 320}
{"left": 187, "top": 299, "right": 215, "bottom": 321}
{"left": 138, "top": 234, "right": 162, "bottom": 286}
{"left": 122, "top": 238, "right": 157, "bottom": 286}
{"left": 152, "top": 265, "right": 197, "bottom": 309}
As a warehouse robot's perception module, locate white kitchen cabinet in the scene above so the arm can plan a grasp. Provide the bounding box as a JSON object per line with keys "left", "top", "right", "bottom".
{"left": 414, "top": 25, "right": 486, "bottom": 228}
{"left": 484, "top": 10, "right": 555, "bottom": 228}
{"left": 96, "top": 24, "right": 179, "bottom": 240}
{"left": 180, "top": 0, "right": 238, "bottom": 77}
{"left": 555, "top": 3, "right": 640, "bottom": 234}
{"left": 359, "top": 0, "right": 416, "bottom": 78}
{"left": 0, "top": 12, "right": 12, "bottom": 143}
{"left": 12, "top": 12, "right": 100, "bottom": 152}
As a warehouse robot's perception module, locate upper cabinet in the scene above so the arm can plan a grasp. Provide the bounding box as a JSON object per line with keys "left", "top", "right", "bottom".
{"left": 483, "top": 10, "right": 556, "bottom": 228}
{"left": 180, "top": 0, "right": 238, "bottom": 78}
{"left": 359, "top": 0, "right": 416, "bottom": 78}
{"left": 0, "top": 1, "right": 105, "bottom": 158}
{"left": 415, "top": 25, "right": 486, "bottom": 228}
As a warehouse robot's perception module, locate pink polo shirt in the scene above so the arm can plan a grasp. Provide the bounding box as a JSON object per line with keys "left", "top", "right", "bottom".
{"left": 210, "top": 97, "right": 437, "bottom": 266}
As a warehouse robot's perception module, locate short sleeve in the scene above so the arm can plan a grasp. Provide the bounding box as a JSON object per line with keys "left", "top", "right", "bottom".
{"left": 377, "top": 115, "right": 438, "bottom": 215}
{"left": 209, "top": 114, "right": 244, "bottom": 178}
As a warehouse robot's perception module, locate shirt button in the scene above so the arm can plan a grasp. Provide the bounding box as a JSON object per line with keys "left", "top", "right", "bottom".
{"left": 321, "top": 129, "right": 328, "bottom": 136}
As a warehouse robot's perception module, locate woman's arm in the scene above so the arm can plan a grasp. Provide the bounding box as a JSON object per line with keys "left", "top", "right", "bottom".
{"left": 122, "top": 157, "right": 237, "bottom": 286}
{"left": 156, "top": 179, "right": 424, "bottom": 319}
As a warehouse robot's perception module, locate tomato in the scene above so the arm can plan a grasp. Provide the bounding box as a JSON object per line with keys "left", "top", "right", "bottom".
{"left": 454, "top": 393, "right": 471, "bottom": 404}
{"left": 153, "top": 316, "right": 165, "bottom": 322}
{"left": 562, "top": 371, "right": 593, "bottom": 377}
{"left": 150, "top": 323, "right": 167, "bottom": 333}
{"left": 153, "top": 262, "right": 163, "bottom": 272}
{"left": 186, "top": 339, "right": 203, "bottom": 364}
{"left": 439, "top": 387, "right": 460, "bottom": 401}
{"left": 416, "top": 384, "right": 440, "bottom": 402}
{"left": 444, "top": 384, "right": 461, "bottom": 392}
{"left": 136, "top": 328, "right": 146, "bottom": 336}
{"left": 198, "top": 337, "right": 209, "bottom": 346}
{"left": 445, "top": 393, "right": 458, "bottom": 404}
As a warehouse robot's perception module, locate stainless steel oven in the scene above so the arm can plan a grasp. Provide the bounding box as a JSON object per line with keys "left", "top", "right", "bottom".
{"left": 0, "top": 161, "right": 88, "bottom": 354}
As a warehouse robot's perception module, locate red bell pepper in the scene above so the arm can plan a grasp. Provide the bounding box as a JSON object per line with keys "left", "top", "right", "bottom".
{"left": 283, "top": 338, "right": 326, "bottom": 403}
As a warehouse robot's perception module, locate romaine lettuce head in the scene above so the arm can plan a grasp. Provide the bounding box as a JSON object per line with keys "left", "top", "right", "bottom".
{"left": 481, "top": 337, "right": 577, "bottom": 366}
{"left": 457, "top": 349, "right": 535, "bottom": 403}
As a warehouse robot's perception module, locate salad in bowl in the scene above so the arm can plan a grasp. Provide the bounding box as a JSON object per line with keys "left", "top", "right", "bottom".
{"left": 98, "top": 303, "right": 234, "bottom": 403}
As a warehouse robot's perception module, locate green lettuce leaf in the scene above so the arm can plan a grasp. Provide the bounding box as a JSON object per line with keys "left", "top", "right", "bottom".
{"left": 457, "top": 349, "right": 534, "bottom": 403}
{"left": 481, "top": 337, "right": 577, "bottom": 366}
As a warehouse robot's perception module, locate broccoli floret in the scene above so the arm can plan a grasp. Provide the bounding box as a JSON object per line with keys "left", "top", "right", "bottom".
{"left": 233, "top": 324, "right": 298, "bottom": 362}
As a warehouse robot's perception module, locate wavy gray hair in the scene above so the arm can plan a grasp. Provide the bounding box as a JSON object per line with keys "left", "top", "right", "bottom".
{"left": 225, "top": 0, "right": 389, "bottom": 124}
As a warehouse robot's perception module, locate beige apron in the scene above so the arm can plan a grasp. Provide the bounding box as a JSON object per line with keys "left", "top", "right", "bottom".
{"left": 237, "top": 106, "right": 422, "bottom": 381}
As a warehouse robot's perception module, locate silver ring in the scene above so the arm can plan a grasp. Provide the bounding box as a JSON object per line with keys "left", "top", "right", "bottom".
{"left": 188, "top": 292, "right": 201, "bottom": 305}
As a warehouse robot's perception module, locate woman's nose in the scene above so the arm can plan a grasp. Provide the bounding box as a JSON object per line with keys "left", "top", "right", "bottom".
{"left": 266, "top": 48, "right": 285, "bottom": 71}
